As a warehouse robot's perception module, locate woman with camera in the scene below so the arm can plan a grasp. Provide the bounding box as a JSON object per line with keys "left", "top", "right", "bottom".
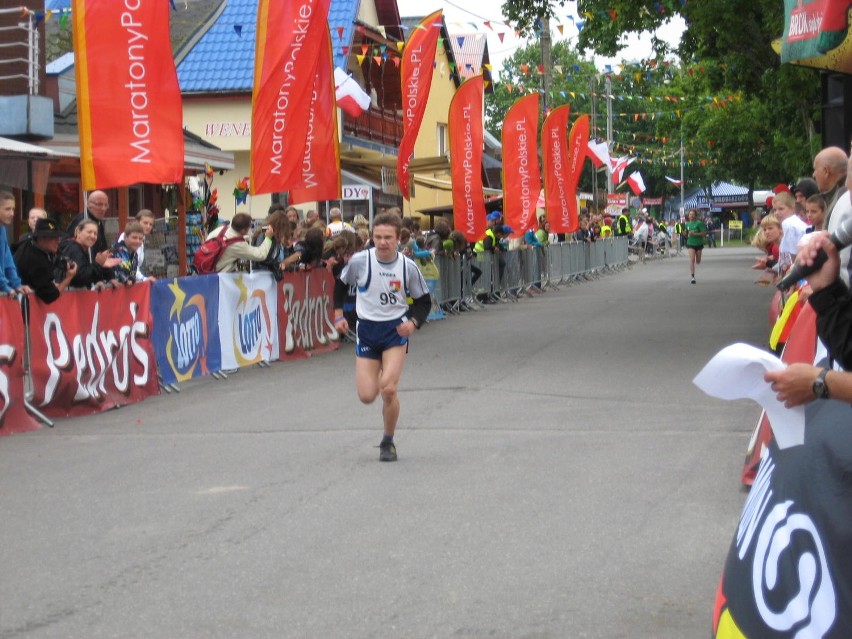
{"left": 252, "top": 210, "right": 301, "bottom": 279}
{"left": 61, "top": 219, "right": 120, "bottom": 290}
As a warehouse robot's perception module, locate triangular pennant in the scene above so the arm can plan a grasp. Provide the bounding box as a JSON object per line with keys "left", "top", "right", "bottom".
{"left": 336, "top": 26, "right": 344, "bottom": 40}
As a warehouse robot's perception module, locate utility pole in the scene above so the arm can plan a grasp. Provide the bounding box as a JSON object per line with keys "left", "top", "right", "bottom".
{"left": 679, "top": 131, "right": 685, "bottom": 216}
{"left": 540, "top": 16, "right": 552, "bottom": 113}
{"left": 606, "top": 74, "right": 613, "bottom": 195}
{"left": 590, "top": 74, "right": 598, "bottom": 214}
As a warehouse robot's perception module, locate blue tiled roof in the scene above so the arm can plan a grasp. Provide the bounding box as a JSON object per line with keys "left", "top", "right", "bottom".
{"left": 177, "top": 0, "right": 359, "bottom": 93}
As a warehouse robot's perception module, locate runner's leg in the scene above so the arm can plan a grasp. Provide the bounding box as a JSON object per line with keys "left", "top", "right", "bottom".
{"left": 378, "top": 345, "right": 407, "bottom": 437}
{"left": 355, "top": 357, "right": 382, "bottom": 404}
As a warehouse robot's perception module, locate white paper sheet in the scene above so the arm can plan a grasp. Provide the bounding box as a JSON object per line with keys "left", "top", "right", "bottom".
{"left": 693, "top": 343, "right": 805, "bottom": 449}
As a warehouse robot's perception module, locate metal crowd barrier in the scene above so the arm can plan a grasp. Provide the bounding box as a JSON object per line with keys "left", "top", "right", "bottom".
{"left": 432, "top": 238, "right": 629, "bottom": 309}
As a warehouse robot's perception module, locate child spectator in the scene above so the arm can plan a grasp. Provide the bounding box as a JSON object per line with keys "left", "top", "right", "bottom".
{"left": 805, "top": 194, "right": 827, "bottom": 232}
{"left": 110, "top": 222, "right": 145, "bottom": 285}
{"left": 751, "top": 213, "right": 782, "bottom": 285}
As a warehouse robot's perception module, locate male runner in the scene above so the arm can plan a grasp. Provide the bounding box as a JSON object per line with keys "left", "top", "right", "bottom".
{"left": 334, "top": 213, "right": 431, "bottom": 462}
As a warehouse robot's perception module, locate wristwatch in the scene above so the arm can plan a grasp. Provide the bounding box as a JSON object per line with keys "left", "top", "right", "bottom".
{"left": 813, "top": 368, "right": 830, "bottom": 400}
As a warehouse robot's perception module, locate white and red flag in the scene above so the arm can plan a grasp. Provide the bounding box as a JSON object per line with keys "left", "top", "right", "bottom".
{"left": 334, "top": 68, "right": 371, "bottom": 117}
{"left": 665, "top": 175, "right": 684, "bottom": 187}
{"left": 610, "top": 155, "right": 636, "bottom": 185}
{"left": 626, "top": 171, "right": 646, "bottom": 195}
{"left": 587, "top": 139, "right": 610, "bottom": 169}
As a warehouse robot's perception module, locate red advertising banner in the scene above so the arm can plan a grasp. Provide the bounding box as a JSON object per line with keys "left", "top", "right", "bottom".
{"left": 448, "top": 75, "right": 486, "bottom": 243}
{"left": 502, "top": 93, "right": 541, "bottom": 238}
{"left": 289, "top": 25, "right": 342, "bottom": 204}
{"left": 0, "top": 297, "right": 40, "bottom": 436}
{"left": 397, "top": 10, "right": 443, "bottom": 200}
{"left": 28, "top": 286, "right": 160, "bottom": 418}
{"left": 278, "top": 270, "right": 340, "bottom": 360}
{"left": 72, "top": 0, "right": 184, "bottom": 190}
{"left": 564, "top": 114, "right": 590, "bottom": 233}
{"left": 251, "top": 0, "right": 332, "bottom": 195}
{"left": 542, "top": 105, "right": 571, "bottom": 234}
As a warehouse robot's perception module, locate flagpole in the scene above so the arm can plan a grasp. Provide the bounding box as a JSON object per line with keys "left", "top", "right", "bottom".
{"left": 679, "top": 131, "right": 684, "bottom": 217}
{"left": 606, "top": 74, "right": 613, "bottom": 196}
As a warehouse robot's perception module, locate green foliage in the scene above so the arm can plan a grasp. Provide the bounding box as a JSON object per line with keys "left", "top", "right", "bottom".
{"left": 495, "top": 0, "right": 821, "bottom": 198}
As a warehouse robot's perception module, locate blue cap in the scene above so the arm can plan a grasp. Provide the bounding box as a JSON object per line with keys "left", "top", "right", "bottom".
{"left": 501, "top": 225, "right": 514, "bottom": 234}
{"left": 487, "top": 211, "right": 501, "bottom": 221}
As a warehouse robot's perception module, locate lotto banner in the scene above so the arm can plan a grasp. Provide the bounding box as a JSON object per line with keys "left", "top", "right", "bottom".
{"left": 502, "top": 93, "right": 541, "bottom": 238}
{"left": 542, "top": 105, "right": 572, "bottom": 234}
{"left": 397, "top": 10, "right": 443, "bottom": 200}
{"left": 278, "top": 270, "right": 340, "bottom": 360}
{"left": 27, "top": 286, "right": 159, "bottom": 418}
{"left": 72, "top": 0, "right": 184, "bottom": 190}
{"left": 289, "top": 25, "right": 342, "bottom": 204}
{"left": 251, "top": 0, "right": 332, "bottom": 195}
{"left": 0, "top": 297, "right": 40, "bottom": 436}
{"left": 218, "top": 272, "right": 279, "bottom": 369}
{"left": 448, "top": 75, "right": 486, "bottom": 243}
{"left": 151, "top": 275, "right": 223, "bottom": 385}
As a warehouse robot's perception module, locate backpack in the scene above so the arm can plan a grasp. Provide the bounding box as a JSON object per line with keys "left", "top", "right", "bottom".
{"left": 192, "top": 225, "right": 244, "bottom": 274}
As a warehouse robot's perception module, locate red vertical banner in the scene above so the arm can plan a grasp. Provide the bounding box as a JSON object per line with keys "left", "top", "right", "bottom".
{"left": 502, "top": 93, "right": 541, "bottom": 238}
{"left": 289, "top": 25, "right": 342, "bottom": 204}
{"left": 542, "top": 104, "right": 571, "bottom": 234}
{"left": 0, "top": 298, "right": 40, "bottom": 436}
{"left": 72, "top": 0, "right": 184, "bottom": 190}
{"left": 448, "top": 76, "right": 486, "bottom": 243}
{"left": 251, "top": 0, "right": 333, "bottom": 195}
{"left": 564, "top": 114, "right": 590, "bottom": 234}
{"left": 397, "top": 10, "right": 443, "bottom": 200}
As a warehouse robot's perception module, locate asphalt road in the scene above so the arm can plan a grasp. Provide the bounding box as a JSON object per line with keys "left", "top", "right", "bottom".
{"left": 0, "top": 246, "right": 774, "bottom": 639}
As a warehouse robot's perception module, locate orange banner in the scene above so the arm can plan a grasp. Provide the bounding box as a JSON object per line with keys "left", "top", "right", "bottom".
{"left": 72, "top": 0, "right": 184, "bottom": 190}
{"left": 448, "top": 76, "right": 486, "bottom": 243}
{"left": 251, "top": 0, "right": 332, "bottom": 196}
{"left": 289, "top": 26, "right": 341, "bottom": 204}
{"left": 397, "top": 10, "right": 443, "bottom": 200}
{"left": 542, "top": 105, "right": 572, "bottom": 234}
{"left": 565, "top": 115, "right": 590, "bottom": 232}
{"left": 501, "top": 94, "right": 540, "bottom": 238}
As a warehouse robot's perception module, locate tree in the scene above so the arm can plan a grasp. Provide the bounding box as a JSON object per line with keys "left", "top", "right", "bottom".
{"left": 500, "top": 0, "right": 821, "bottom": 192}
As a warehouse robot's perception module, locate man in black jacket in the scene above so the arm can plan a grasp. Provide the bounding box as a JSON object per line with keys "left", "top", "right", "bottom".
{"left": 15, "top": 218, "right": 78, "bottom": 304}
{"left": 66, "top": 190, "right": 109, "bottom": 254}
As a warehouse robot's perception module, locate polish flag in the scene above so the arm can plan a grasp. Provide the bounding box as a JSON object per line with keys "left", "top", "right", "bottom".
{"left": 665, "top": 175, "right": 683, "bottom": 187}
{"left": 587, "top": 139, "right": 610, "bottom": 169}
{"left": 611, "top": 156, "right": 635, "bottom": 184}
{"left": 334, "top": 67, "right": 371, "bottom": 117}
{"left": 626, "top": 171, "right": 646, "bottom": 195}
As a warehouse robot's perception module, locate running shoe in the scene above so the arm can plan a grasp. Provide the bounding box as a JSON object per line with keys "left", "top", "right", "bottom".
{"left": 691, "top": 276, "right": 696, "bottom": 284}
{"left": 379, "top": 441, "right": 397, "bottom": 462}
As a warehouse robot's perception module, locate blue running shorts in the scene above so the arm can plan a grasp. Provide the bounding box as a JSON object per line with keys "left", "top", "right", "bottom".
{"left": 355, "top": 318, "right": 409, "bottom": 360}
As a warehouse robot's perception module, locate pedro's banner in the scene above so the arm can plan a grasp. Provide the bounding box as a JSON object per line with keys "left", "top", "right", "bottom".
{"left": 278, "top": 270, "right": 339, "bottom": 360}
{"left": 448, "top": 75, "right": 486, "bottom": 243}
{"left": 27, "top": 285, "right": 159, "bottom": 417}
{"left": 502, "top": 93, "right": 541, "bottom": 238}
{"left": 72, "top": 0, "right": 184, "bottom": 190}
{"left": 397, "top": 10, "right": 443, "bottom": 200}
{"left": 289, "top": 25, "right": 342, "bottom": 205}
{"left": 251, "top": 0, "right": 332, "bottom": 195}
{"left": 0, "top": 297, "right": 40, "bottom": 435}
